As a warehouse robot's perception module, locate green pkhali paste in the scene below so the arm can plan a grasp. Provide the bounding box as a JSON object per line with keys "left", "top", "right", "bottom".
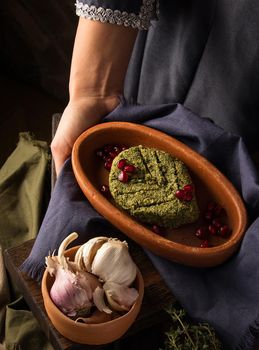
{"left": 109, "top": 145, "right": 199, "bottom": 228}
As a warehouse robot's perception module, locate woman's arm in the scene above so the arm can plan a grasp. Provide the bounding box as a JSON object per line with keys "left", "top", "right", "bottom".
{"left": 51, "top": 17, "right": 138, "bottom": 175}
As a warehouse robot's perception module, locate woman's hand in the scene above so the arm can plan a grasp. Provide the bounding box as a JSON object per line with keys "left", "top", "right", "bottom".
{"left": 51, "top": 96, "right": 119, "bottom": 175}
{"left": 51, "top": 18, "right": 137, "bottom": 176}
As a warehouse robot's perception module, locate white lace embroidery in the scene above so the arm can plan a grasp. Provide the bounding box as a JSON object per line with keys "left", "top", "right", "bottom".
{"left": 75, "top": 0, "right": 157, "bottom": 30}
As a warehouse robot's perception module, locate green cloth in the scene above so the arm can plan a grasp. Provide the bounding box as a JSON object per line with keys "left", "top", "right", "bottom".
{"left": 0, "top": 132, "right": 52, "bottom": 349}
{"left": 5, "top": 297, "right": 53, "bottom": 350}
{"left": 0, "top": 132, "right": 50, "bottom": 250}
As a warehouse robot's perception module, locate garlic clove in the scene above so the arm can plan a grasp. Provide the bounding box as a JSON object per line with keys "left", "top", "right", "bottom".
{"left": 45, "top": 233, "right": 102, "bottom": 317}
{"left": 48, "top": 260, "right": 94, "bottom": 316}
{"left": 103, "top": 282, "right": 139, "bottom": 312}
{"left": 74, "top": 236, "right": 109, "bottom": 272}
{"left": 82, "top": 236, "right": 109, "bottom": 272}
{"left": 76, "top": 270, "right": 102, "bottom": 296}
{"left": 105, "top": 293, "right": 129, "bottom": 312}
{"left": 93, "top": 286, "right": 112, "bottom": 314}
{"left": 75, "top": 309, "right": 112, "bottom": 324}
{"left": 91, "top": 239, "right": 137, "bottom": 286}
{"left": 74, "top": 245, "right": 85, "bottom": 270}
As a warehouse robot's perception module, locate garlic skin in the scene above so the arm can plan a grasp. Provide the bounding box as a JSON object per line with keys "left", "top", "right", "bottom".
{"left": 91, "top": 239, "right": 137, "bottom": 286}
{"left": 103, "top": 282, "right": 139, "bottom": 312}
{"left": 75, "top": 236, "right": 109, "bottom": 271}
{"left": 47, "top": 257, "right": 98, "bottom": 316}
{"left": 92, "top": 286, "right": 112, "bottom": 314}
{"left": 45, "top": 232, "right": 101, "bottom": 317}
{"left": 76, "top": 309, "right": 112, "bottom": 324}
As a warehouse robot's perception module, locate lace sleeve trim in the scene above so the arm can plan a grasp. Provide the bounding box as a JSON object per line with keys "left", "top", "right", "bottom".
{"left": 75, "top": 0, "right": 158, "bottom": 30}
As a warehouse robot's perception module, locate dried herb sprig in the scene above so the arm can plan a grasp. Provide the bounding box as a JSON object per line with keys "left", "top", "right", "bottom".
{"left": 162, "top": 305, "right": 222, "bottom": 350}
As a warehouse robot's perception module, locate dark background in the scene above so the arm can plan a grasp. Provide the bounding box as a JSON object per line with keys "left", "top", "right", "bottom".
{"left": 0, "top": 0, "right": 78, "bottom": 165}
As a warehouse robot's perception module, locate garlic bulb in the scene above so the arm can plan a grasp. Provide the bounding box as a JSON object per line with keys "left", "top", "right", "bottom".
{"left": 87, "top": 238, "right": 137, "bottom": 286}
{"left": 64, "top": 234, "right": 139, "bottom": 314}
{"left": 47, "top": 258, "right": 98, "bottom": 316}
{"left": 74, "top": 236, "right": 137, "bottom": 286}
{"left": 45, "top": 232, "right": 101, "bottom": 317}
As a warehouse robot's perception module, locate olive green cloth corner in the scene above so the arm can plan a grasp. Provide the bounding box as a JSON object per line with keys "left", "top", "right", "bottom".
{"left": 5, "top": 297, "right": 53, "bottom": 350}
{"left": 0, "top": 132, "right": 50, "bottom": 250}
{"left": 0, "top": 132, "right": 51, "bottom": 348}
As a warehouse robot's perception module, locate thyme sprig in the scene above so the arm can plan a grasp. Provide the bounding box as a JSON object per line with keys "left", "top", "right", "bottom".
{"left": 162, "top": 305, "right": 222, "bottom": 350}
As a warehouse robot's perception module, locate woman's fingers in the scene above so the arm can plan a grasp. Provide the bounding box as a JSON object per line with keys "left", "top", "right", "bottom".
{"left": 51, "top": 137, "right": 71, "bottom": 176}
{"left": 51, "top": 97, "right": 119, "bottom": 177}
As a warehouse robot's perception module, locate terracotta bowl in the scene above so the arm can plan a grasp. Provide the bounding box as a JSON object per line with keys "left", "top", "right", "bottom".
{"left": 41, "top": 246, "right": 144, "bottom": 345}
{"left": 72, "top": 122, "right": 247, "bottom": 267}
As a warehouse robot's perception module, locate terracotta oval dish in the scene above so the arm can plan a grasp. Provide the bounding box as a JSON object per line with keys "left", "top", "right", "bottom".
{"left": 72, "top": 122, "right": 247, "bottom": 267}
{"left": 42, "top": 246, "right": 144, "bottom": 345}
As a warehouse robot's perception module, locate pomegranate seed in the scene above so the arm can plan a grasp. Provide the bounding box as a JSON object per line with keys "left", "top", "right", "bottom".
{"left": 104, "top": 161, "right": 112, "bottom": 170}
{"left": 103, "top": 144, "right": 113, "bottom": 153}
{"left": 121, "top": 145, "right": 128, "bottom": 151}
{"left": 183, "top": 184, "right": 193, "bottom": 193}
{"left": 220, "top": 225, "right": 229, "bottom": 237}
{"left": 214, "top": 204, "right": 223, "bottom": 217}
{"left": 204, "top": 211, "right": 214, "bottom": 221}
{"left": 117, "top": 159, "right": 127, "bottom": 170}
{"left": 200, "top": 240, "right": 209, "bottom": 248}
{"left": 100, "top": 185, "right": 110, "bottom": 196}
{"left": 195, "top": 227, "right": 207, "bottom": 239}
{"left": 124, "top": 164, "right": 137, "bottom": 173}
{"left": 207, "top": 201, "right": 216, "bottom": 211}
{"left": 175, "top": 189, "right": 186, "bottom": 201}
{"left": 208, "top": 224, "right": 218, "bottom": 235}
{"left": 152, "top": 225, "right": 163, "bottom": 235}
{"left": 118, "top": 171, "right": 129, "bottom": 183}
{"left": 109, "top": 151, "right": 118, "bottom": 159}
{"left": 96, "top": 149, "right": 104, "bottom": 158}
{"left": 113, "top": 146, "right": 122, "bottom": 154}
{"left": 185, "top": 192, "right": 193, "bottom": 201}
{"left": 103, "top": 155, "right": 113, "bottom": 163}
{"left": 212, "top": 219, "right": 222, "bottom": 228}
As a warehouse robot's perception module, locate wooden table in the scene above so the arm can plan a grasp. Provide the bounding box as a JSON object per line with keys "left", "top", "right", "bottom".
{"left": 4, "top": 238, "right": 174, "bottom": 350}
